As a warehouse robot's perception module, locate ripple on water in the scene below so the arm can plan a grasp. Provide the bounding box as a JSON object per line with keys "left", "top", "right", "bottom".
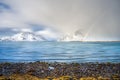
{"left": 0, "top": 42, "right": 120, "bottom": 63}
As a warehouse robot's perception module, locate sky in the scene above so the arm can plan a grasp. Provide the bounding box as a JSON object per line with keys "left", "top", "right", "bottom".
{"left": 0, "top": 0, "right": 120, "bottom": 41}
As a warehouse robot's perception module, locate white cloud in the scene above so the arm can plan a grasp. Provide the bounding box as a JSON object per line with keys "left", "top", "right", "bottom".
{"left": 12, "top": 28, "right": 33, "bottom": 32}
{"left": 36, "top": 29, "right": 59, "bottom": 40}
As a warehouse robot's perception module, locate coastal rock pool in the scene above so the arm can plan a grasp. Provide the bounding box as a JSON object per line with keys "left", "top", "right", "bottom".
{"left": 0, "top": 41, "right": 120, "bottom": 63}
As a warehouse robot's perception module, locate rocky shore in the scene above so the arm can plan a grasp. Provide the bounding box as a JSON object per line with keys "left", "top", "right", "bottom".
{"left": 0, "top": 62, "right": 120, "bottom": 80}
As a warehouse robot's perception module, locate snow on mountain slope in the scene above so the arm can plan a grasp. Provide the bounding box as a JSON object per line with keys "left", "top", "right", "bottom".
{"left": 58, "top": 33, "right": 83, "bottom": 41}
{"left": 0, "top": 32, "right": 46, "bottom": 41}
{"left": 58, "top": 30, "right": 84, "bottom": 41}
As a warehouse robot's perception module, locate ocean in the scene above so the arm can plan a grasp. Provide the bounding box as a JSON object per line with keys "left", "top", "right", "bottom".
{"left": 0, "top": 41, "right": 120, "bottom": 63}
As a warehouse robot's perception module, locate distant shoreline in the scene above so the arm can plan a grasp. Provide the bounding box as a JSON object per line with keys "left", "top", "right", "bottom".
{"left": 0, "top": 40, "right": 120, "bottom": 42}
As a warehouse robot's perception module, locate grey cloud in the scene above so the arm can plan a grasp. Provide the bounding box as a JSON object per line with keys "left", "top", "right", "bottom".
{"left": 0, "top": 27, "right": 18, "bottom": 36}
{"left": 0, "top": 0, "right": 120, "bottom": 41}
{"left": 28, "top": 24, "right": 47, "bottom": 31}
{"left": 0, "top": 2, "right": 11, "bottom": 11}
{"left": 0, "top": 1, "right": 14, "bottom": 14}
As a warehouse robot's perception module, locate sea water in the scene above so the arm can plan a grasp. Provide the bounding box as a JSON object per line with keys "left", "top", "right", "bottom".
{"left": 0, "top": 41, "right": 120, "bottom": 63}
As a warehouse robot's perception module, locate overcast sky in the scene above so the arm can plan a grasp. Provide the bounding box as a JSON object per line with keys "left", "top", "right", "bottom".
{"left": 0, "top": 0, "right": 120, "bottom": 41}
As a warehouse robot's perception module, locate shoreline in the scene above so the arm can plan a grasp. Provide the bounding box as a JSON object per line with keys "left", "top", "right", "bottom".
{"left": 0, "top": 61, "right": 120, "bottom": 80}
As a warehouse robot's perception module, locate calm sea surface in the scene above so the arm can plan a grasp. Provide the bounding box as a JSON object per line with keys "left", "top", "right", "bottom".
{"left": 0, "top": 41, "right": 120, "bottom": 63}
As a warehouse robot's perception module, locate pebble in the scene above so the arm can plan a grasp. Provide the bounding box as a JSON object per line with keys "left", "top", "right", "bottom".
{"left": 0, "top": 62, "right": 119, "bottom": 79}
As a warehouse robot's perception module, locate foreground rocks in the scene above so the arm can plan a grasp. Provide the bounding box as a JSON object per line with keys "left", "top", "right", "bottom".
{"left": 0, "top": 62, "right": 120, "bottom": 80}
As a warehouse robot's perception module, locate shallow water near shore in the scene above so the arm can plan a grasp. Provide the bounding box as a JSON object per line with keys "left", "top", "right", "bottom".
{"left": 0, "top": 41, "right": 120, "bottom": 63}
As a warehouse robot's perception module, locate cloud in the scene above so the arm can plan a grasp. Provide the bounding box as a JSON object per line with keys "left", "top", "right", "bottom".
{"left": 0, "top": 27, "right": 18, "bottom": 36}
{"left": 0, "top": 2, "right": 12, "bottom": 13}
{"left": 36, "top": 29, "right": 59, "bottom": 41}
{"left": 28, "top": 24, "right": 46, "bottom": 31}
{"left": 0, "top": 0, "right": 120, "bottom": 41}
{"left": 12, "top": 28, "right": 32, "bottom": 32}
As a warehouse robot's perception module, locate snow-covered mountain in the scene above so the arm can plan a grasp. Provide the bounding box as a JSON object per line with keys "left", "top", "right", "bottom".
{"left": 58, "top": 29, "right": 84, "bottom": 41}
{"left": 0, "top": 32, "right": 46, "bottom": 41}
{"left": 0, "top": 30, "right": 88, "bottom": 41}
{"left": 58, "top": 34, "right": 83, "bottom": 41}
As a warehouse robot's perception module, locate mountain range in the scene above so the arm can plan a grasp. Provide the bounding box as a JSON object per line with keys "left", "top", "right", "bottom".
{"left": 0, "top": 32, "right": 46, "bottom": 41}
{"left": 0, "top": 30, "right": 84, "bottom": 41}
